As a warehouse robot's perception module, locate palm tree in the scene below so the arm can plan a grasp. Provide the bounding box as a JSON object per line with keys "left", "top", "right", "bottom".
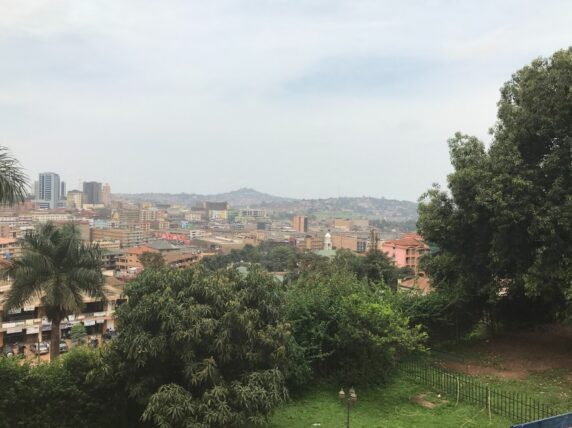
{"left": 2, "top": 223, "right": 105, "bottom": 360}
{"left": 0, "top": 146, "right": 28, "bottom": 205}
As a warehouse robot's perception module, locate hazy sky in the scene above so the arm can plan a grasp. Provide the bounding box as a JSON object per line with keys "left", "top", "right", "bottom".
{"left": 2, "top": 1, "right": 572, "bottom": 201}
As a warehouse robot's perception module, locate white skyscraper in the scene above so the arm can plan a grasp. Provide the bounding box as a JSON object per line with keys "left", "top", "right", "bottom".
{"left": 37, "top": 172, "right": 61, "bottom": 209}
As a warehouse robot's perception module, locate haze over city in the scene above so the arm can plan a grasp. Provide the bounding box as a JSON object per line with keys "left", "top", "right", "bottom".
{"left": 3, "top": 1, "right": 572, "bottom": 200}
{"left": 1, "top": 0, "right": 572, "bottom": 427}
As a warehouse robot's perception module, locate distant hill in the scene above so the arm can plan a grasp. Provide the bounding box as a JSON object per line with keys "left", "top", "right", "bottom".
{"left": 112, "top": 187, "right": 293, "bottom": 207}
{"left": 113, "top": 188, "right": 418, "bottom": 221}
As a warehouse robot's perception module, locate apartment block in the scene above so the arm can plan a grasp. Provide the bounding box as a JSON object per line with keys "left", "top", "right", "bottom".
{"left": 116, "top": 245, "right": 160, "bottom": 274}
{"left": 292, "top": 215, "right": 308, "bottom": 233}
{"left": 0, "top": 277, "right": 125, "bottom": 349}
{"left": 91, "top": 227, "right": 150, "bottom": 248}
{"left": 381, "top": 233, "right": 430, "bottom": 271}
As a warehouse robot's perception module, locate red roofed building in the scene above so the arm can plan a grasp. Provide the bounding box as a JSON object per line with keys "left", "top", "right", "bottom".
{"left": 116, "top": 245, "right": 160, "bottom": 274}
{"left": 381, "top": 233, "right": 429, "bottom": 271}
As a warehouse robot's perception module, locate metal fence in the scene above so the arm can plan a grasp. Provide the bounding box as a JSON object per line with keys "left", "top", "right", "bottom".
{"left": 400, "top": 360, "right": 559, "bottom": 423}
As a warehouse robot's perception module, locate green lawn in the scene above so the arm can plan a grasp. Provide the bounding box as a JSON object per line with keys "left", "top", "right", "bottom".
{"left": 269, "top": 375, "right": 514, "bottom": 428}
{"left": 468, "top": 369, "right": 572, "bottom": 413}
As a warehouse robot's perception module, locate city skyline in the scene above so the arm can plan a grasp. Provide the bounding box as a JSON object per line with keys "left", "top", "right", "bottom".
{"left": 3, "top": 1, "right": 572, "bottom": 201}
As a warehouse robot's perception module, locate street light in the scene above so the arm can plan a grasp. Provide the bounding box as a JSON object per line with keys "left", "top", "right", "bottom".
{"left": 338, "top": 386, "right": 357, "bottom": 428}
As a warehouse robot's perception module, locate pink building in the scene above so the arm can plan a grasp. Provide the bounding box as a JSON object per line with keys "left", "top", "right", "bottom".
{"left": 381, "top": 233, "right": 429, "bottom": 271}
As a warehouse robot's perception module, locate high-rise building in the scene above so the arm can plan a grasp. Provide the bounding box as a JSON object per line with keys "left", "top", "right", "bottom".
{"left": 37, "top": 172, "right": 61, "bottom": 209}
{"left": 60, "top": 181, "right": 66, "bottom": 199}
{"left": 83, "top": 181, "right": 102, "bottom": 204}
{"left": 101, "top": 183, "right": 111, "bottom": 207}
{"left": 292, "top": 215, "right": 308, "bottom": 233}
{"left": 33, "top": 181, "right": 39, "bottom": 198}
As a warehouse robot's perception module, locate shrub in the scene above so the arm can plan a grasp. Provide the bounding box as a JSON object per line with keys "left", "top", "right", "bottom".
{"left": 285, "top": 269, "right": 426, "bottom": 386}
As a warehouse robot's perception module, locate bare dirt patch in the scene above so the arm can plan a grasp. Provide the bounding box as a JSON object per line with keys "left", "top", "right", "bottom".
{"left": 441, "top": 361, "right": 528, "bottom": 380}
{"left": 410, "top": 393, "right": 448, "bottom": 409}
{"left": 438, "top": 325, "right": 572, "bottom": 381}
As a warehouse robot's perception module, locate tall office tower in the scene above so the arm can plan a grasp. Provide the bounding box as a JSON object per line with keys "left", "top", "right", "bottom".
{"left": 83, "top": 181, "right": 102, "bottom": 204}
{"left": 60, "top": 181, "right": 66, "bottom": 199}
{"left": 33, "top": 181, "right": 39, "bottom": 198}
{"left": 101, "top": 183, "right": 111, "bottom": 207}
{"left": 292, "top": 215, "right": 308, "bottom": 233}
{"left": 38, "top": 172, "right": 61, "bottom": 209}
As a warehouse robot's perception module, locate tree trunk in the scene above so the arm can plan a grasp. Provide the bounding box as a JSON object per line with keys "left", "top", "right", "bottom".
{"left": 50, "top": 319, "right": 61, "bottom": 361}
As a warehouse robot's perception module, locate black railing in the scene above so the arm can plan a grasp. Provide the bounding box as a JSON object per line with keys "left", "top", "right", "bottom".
{"left": 400, "top": 360, "right": 559, "bottom": 423}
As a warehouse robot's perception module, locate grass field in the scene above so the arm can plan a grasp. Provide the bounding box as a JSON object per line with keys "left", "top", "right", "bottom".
{"left": 432, "top": 327, "right": 572, "bottom": 413}
{"left": 269, "top": 374, "right": 514, "bottom": 428}
{"left": 270, "top": 329, "right": 572, "bottom": 427}
{"left": 470, "top": 368, "right": 572, "bottom": 413}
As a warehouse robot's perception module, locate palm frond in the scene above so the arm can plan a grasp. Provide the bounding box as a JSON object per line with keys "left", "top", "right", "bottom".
{"left": 0, "top": 146, "right": 28, "bottom": 206}
{"left": 6, "top": 221, "right": 106, "bottom": 320}
{"left": 69, "top": 267, "right": 105, "bottom": 298}
{"left": 3, "top": 260, "right": 47, "bottom": 310}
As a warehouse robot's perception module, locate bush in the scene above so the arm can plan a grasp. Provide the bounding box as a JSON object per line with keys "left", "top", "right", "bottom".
{"left": 0, "top": 347, "right": 131, "bottom": 428}
{"left": 285, "top": 269, "right": 426, "bottom": 386}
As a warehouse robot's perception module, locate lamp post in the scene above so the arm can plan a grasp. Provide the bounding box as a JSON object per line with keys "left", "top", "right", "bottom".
{"left": 338, "top": 386, "right": 357, "bottom": 428}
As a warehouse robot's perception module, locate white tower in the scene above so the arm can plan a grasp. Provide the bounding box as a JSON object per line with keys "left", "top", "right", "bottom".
{"left": 324, "top": 231, "right": 332, "bottom": 250}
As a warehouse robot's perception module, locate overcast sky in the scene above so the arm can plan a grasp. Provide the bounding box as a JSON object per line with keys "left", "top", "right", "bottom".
{"left": 2, "top": 1, "right": 571, "bottom": 201}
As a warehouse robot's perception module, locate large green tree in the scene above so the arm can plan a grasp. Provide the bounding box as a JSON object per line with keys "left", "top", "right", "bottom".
{"left": 418, "top": 48, "right": 572, "bottom": 328}
{"left": 0, "top": 146, "right": 28, "bottom": 206}
{"left": 2, "top": 223, "right": 105, "bottom": 360}
{"left": 110, "top": 265, "right": 291, "bottom": 428}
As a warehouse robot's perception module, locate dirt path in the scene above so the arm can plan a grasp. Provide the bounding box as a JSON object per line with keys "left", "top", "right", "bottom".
{"left": 438, "top": 325, "right": 572, "bottom": 381}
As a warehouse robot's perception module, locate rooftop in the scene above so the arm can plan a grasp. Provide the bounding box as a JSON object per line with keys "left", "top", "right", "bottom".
{"left": 383, "top": 233, "right": 428, "bottom": 249}
{"left": 125, "top": 245, "right": 160, "bottom": 255}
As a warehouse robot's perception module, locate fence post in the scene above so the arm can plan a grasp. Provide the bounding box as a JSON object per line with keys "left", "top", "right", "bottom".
{"left": 487, "top": 387, "right": 491, "bottom": 422}
{"left": 456, "top": 376, "right": 460, "bottom": 405}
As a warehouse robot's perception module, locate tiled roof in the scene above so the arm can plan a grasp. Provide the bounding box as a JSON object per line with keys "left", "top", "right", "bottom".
{"left": 382, "top": 233, "right": 427, "bottom": 249}
{"left": 126, "top": 245, "right": 160, "bottom": 255}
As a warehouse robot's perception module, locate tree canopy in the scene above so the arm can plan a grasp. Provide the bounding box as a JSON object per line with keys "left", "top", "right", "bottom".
{"left": 110, "top": 265, "right": 291, "bottom": 428}
{"left": 418, "top": 48, "right": 572, "bottom": 329}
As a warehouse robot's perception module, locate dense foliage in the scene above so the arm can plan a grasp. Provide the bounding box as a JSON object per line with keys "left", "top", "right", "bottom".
{"left": 201, "top": 242, "right": 298, "bottom": 273}
{"left": 109, "top": 265, "right": 291, "bottom": 428}
{"left": 285, "top": 268, "right": 426, "bottom": 386}
{"left": 418, "top": 48, "right": 572, "bottom": 331}
{"left": 202, "top": 243, "right": 409, "bottom": 289}
{"left": 0, "top": 347, "right": 132, "bottom": 428}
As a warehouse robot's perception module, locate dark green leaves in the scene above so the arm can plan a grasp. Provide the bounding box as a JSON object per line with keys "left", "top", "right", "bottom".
{"left": 113, "top": 266, "right": 290, "bottom": 427}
